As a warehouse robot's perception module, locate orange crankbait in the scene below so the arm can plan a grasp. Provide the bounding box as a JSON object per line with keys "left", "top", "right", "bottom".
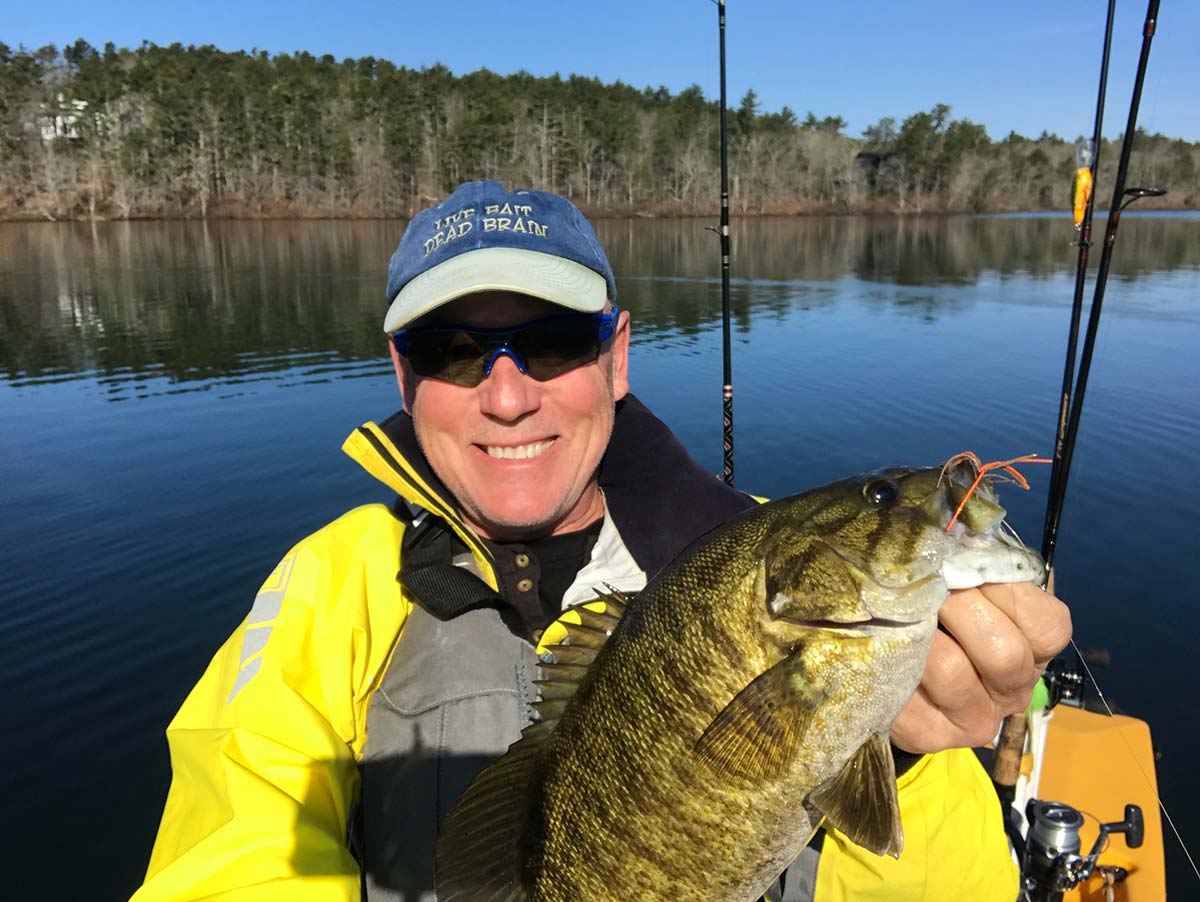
{"left": 941, "top": 452, "right": 1052, "bottom": 533}
{"left": 1072, "top": 167, "right": 1093, "bottom": 229}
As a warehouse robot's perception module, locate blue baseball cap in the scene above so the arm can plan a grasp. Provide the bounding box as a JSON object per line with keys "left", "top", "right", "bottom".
{"left": 384, "top": 180, "right": 617, "bottom": 333}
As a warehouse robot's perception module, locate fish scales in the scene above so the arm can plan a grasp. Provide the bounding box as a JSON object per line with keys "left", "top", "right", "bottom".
{"left": 537, "top": 527, "right": 774, "bottom": 896}
{"left": 435, "top": 465, "right": 1045, "bottom": 901}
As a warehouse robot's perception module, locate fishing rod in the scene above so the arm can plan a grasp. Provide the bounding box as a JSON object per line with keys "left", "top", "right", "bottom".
{"left": 1040, "top": 0, "right": 1165, "bottom": 575}
{"left": 993, "top": 2, "right": 1182, "bottom": 896}
{"left": 991, "top": 0, "right": 1119, "bottom": 811}
{"left": 994, "top": 1, "right": 1120, "bottom": 811}
{"left": 993, "top": 0, "right": 1164, "bottom": 828}
{"left": 717, "top": 0, "right": 734, "bottom": 486}
{"left": 1040, "top": 0, "right": 1117, "bottom": 589}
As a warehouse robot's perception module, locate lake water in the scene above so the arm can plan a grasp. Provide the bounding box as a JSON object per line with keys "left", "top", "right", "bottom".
{"left": 2, "top": 213, "right": 1198, "bottom": 899}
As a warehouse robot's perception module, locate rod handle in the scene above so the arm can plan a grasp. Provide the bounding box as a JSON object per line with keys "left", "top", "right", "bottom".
{"left": 991, "top": 712, "right": 1027, "bottom": 796}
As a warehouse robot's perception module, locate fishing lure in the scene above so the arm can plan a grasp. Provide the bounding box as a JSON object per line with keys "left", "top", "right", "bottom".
{"left": 941, "top": 451, "right": 1051, "bottom": 533}
{"left": 1072, "top": 167, "right": 1093, "bottom": 229}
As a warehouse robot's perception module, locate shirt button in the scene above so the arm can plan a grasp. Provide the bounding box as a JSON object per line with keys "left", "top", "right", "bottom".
{"left": 514, "top": 553, "right": 531, "bottom": 568}
{"left": 516, "top": 578, "right": 534, "bottom": 593}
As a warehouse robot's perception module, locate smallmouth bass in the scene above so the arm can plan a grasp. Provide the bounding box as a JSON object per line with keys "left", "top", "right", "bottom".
{"left": 436, "top": 462, "right": 1045, "bottom": 901}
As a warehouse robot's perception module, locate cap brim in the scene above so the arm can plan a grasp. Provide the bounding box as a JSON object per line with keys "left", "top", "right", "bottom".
{"left": 383, "top": 247, "right": 608, "bottom": 333}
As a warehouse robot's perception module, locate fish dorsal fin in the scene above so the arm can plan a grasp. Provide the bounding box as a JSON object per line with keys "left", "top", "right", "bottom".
{"left": 434, "top": 593, "right": 628, "bottom": 900}
{"left": 808, "top": 733, "right": 904, "bottom": 858}
{"left": 695, "top": 654, "right": 826, "bottom": 780}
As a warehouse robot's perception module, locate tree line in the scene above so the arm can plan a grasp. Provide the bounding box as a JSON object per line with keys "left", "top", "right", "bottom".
{"left": 2, "top": 40, "right": 1196, "bottom": 220}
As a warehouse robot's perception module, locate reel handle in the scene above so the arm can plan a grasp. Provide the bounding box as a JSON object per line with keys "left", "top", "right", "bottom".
{"left": 1106, "top": 804, "right": 1144, "bottom": 849}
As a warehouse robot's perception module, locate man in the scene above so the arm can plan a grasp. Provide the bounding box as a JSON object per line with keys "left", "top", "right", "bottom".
{"left": 134, "top": 181, "right": 1071, "bottom": 901}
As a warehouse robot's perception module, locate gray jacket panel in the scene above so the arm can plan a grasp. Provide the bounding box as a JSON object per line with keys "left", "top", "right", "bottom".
{"left": 765, "top": 843, "right": 821, "bottom": 902}
{"left": 359, "top": 603, "right": 538, "bottom": 902}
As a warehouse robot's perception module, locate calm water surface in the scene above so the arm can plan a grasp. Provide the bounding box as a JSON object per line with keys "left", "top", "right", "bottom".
{"left": 2, "top": 214, "right": 1198, "bottom": 898}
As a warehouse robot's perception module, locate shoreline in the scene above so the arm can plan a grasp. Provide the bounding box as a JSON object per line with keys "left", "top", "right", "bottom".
{"left": 1, "top": 197, "right": 1192, "bottom": 224}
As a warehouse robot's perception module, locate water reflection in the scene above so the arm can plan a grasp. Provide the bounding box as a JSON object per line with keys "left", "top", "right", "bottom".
{"left": 1, "top": 214, "right": 1196, "bottom": 395}
{"left": 2, "top": 213, "right": 1199, "bottom": 902}
{"left": 596, "top": 213, "right": 1200, "bottom": 286}
{"left": 0, "top": 220, "right": 400, "bottom": 394}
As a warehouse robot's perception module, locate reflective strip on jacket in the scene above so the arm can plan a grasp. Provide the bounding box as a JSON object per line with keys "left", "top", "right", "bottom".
{"left": 132, "top": 400, "right": 1017, "bottom": 901}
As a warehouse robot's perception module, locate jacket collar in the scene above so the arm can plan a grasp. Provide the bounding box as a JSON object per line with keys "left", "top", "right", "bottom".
{"left": 341, "top": 416, "right": 493, "bottom": 567}
{"left": 597, "top": 395, "right": 757, "bottom": 576}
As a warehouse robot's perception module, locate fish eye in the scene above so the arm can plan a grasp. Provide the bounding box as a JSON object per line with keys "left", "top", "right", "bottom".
{"left": 863, "top": 478, "right": 899, "bottom": 507}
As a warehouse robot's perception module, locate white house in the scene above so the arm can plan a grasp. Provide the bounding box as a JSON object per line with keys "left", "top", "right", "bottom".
{"left": 39, "top": 93, "right": 92, "bottom": 142}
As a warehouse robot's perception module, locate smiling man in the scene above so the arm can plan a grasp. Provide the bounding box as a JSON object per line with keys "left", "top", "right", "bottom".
{"left": 390, "top": 289, "right": 623, "bottom": 542}
{"left": 134, "top": 181, "right": 1070, "bottom": 902}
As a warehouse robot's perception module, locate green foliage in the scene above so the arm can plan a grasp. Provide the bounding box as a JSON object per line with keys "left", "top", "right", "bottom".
{"left": 734, "top": 89, "right": 758, "bottom": 137}
{"left": 0, "top": 41, "right": 1196, "bottom": 219}
{"left": 801, "top": 112, "right": 847, "bottom": 135}
{"left": 862, "top": 117, "right": 897, "bottom": 149}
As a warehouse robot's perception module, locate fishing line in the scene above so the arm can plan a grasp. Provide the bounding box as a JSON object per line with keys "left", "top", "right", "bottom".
{"left": 1002, "top": 577, "right": 1199, "bottom": 883}
{"left": 1069, "top": 636, "right": 1200, "bottom": 881}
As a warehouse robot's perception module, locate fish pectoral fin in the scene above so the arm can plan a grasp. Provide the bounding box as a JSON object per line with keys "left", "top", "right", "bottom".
{"left": 694, "top": 659, "right": 824, "bottom": 780}
{"left": 809, "top": 733, "right": 904, "bottom": 858}
{"left": 434, "top": 734, "right": 542, "bottom": 901}
{"left": 437, "top": 594, "right": 629, "bottom": 900}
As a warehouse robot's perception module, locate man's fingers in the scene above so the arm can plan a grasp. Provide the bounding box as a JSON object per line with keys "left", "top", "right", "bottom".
{"left": 938, "top": 586, "right": 1036, "bottom": 702}
{"left": 892, "top": 682, "right": 995, "bottom": 754}
{"left": 892, "top": 584, "right": 1073, "bottom": 757}
{"left": 974, "top": 581, "right": 1073, "bottom": 670}
{"left": 923, "top": 628, "right": 1006, "bottom": 736}
{"left": 892, "top": 631, "right": 1003, "bottom": 753}
{"left": 891, "top": 686, "right": 951, "bottom": 754}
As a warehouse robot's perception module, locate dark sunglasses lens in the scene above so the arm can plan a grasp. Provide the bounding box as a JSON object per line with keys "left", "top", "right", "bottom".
{"left": 514, "top": 319, "right": 603, "bottom": 381}
{"left": 399, "top": 315, "right": 609, "bottom": 386}
{"left": 404, "top": 333, "right": 489, "bottom": 387}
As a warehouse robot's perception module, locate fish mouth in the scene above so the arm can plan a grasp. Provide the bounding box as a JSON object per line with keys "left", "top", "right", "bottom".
{"left": 782, "top": 615, "right": 924, "bottom": 631}
{"left": 828, "top": 503, "right": 1045, "bottom": 594}
{"left": 939, "top": 523, "right": 1046, "bottom": 589}
{"left": 929, "top": 481, "right": 1047, "bottom": 587}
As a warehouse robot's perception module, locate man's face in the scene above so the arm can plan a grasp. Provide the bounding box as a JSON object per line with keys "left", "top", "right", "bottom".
{"left": 390, "top": 292, "right": 630, "bottom": 541}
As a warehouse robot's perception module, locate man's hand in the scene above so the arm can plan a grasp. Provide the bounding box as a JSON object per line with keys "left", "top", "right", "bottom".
{"left": 890, "top": 582, "right": 1072, "bottom": 755}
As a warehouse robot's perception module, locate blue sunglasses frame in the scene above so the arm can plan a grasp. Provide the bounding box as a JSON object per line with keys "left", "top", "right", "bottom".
{"left": 391, "top": 305, "right": 620, "bottom": 382}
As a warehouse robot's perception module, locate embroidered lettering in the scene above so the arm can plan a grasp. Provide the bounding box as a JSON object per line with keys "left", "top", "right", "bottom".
{"left": 422, "top": 218, "right": 475, "bottom": 255}
{"left": 433, "top": 208, "right": 475, "bottom": 230}
{"left": 481, "top": 217, "right": 548, "bottom": 237}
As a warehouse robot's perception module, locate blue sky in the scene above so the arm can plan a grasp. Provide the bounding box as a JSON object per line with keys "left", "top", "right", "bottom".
{"left": 7, "top": 0, "right": 1197, "bottom": 141}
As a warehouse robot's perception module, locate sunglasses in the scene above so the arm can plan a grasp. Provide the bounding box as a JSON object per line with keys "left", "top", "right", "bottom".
{"left": 391, "top": 307, "right": 620, "bottom": 388}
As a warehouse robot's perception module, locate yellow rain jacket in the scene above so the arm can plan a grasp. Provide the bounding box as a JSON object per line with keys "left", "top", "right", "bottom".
{"left": 133, "top": 399, "right": 1017, "bottom": 901}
